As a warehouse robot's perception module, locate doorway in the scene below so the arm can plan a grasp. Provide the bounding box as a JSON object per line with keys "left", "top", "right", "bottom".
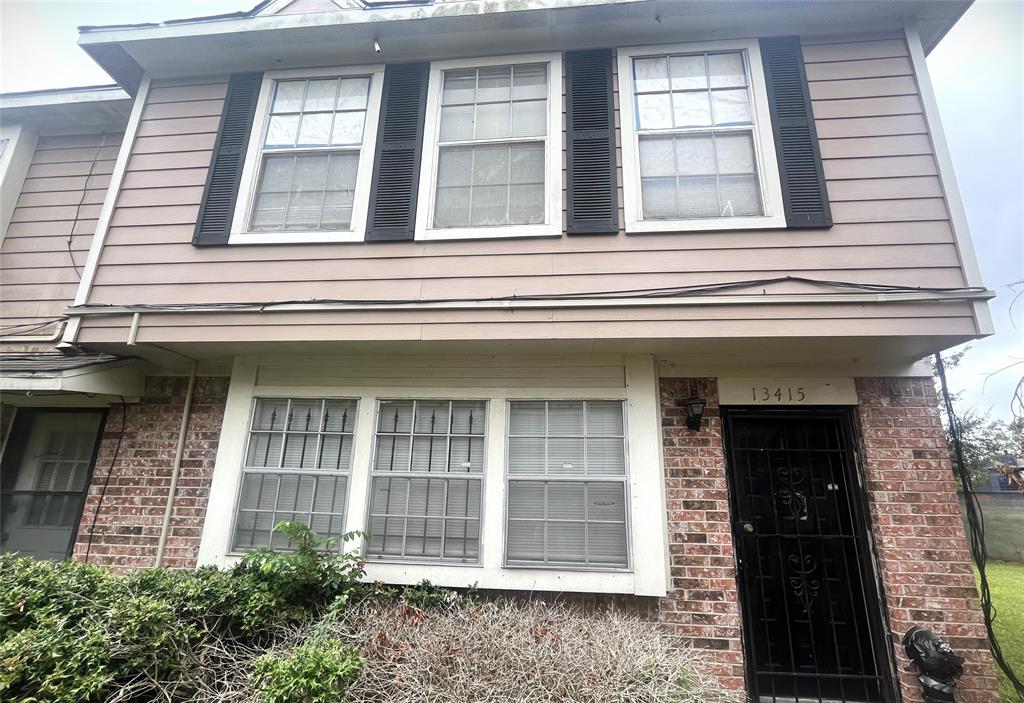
{"left": 1, "top": 409, "right": 105, "bottom": 560}
{"left": 722, "top": 408, "right": 896, "bottom": 703}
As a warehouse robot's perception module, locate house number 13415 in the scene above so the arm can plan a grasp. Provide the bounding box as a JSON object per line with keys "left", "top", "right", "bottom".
{"left": 752, "top": 386, "right": 806, "bottom": 402}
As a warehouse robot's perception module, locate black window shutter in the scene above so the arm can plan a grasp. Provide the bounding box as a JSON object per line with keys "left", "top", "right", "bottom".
{"left": 565, "top": 49, "right": 618, "bottom": 235}
{"left": 760, "top": 36, "right": 832, "bottom": 229}
{"left": 193, "top": 72, "right": 263, "bottom": 246}
{"left": 365, "top": 63, "right": 429, "bottom": 242}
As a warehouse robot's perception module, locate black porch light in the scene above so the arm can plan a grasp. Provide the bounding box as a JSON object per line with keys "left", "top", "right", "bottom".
{"left": 685, "top": 396, "right": 706, "bottom": 430}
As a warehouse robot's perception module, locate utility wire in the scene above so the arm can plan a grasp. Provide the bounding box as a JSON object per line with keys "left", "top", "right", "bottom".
{"left": 934, "top": 351, "right": 1024, "bottom": 700}
{"left": 64, "top": 276, "right": 990, "bottom": 314}
{"left": 66, "top": 132, "right": 108, "bottom": 282}
{"left": 82, "top": 395, "right": 127, "bottom": 565}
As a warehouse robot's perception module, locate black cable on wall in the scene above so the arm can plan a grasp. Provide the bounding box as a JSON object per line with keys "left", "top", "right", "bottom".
{"left": 934, "top": 351, "right": 1024, "bottom": 700}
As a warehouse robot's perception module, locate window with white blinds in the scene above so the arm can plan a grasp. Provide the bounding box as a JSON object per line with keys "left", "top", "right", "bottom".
{"left": 249, "top": 76, "right": 373, "bottom": 232}
{"left": 231, "top": 397, "right": 357, "bottom": 552}
{"left": 367, "top": 400, "right": 486, "bottom": 563}
{"left": 505, "top": 401, "right": 629, "bottom": 568}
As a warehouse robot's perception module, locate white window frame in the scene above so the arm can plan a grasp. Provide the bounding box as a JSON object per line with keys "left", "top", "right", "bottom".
{"left": 364, "top": 398, "right": 488, "bottom": 565}
{"left": 503, "top": 400, "right": 631, "bottom": 571}
{"left": 229, "top": 64, "right": 385, "bottom": 245}
{"left": 414, "top": 52, "right": 563, "bottom": 241}
{"left": 618, "top": 39, "right": 786, "bottom": 234}
{"left": 197, "top": 356, "right": 668, "bottom": 596}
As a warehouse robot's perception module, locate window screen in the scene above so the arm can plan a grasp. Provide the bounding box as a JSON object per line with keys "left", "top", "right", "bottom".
{"left": 367, "top": 400, "right": 486, "bottom": 562}
{"left": 506, "top": 401, "right": 629, "bottom": 568}
{"left": 250, "top": 76, "right": 372, "bottom": 232}
{"left": 432, "top": 63, "right": 548, "bottom": 228}
{"left": 232, "top": 398, "right": 357, "bottom": 552}
{"left": 631, "top": 51, "right": 764, "bottom": 220}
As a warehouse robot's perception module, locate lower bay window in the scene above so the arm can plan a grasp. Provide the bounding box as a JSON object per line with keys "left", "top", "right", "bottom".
{"left": 205, "top": 361, "right": 667, "bottom": 596}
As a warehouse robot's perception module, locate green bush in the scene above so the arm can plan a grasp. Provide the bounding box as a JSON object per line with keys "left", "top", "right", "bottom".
{"left": 0, "top": 521, "right": 364, "bottom": 702}
{"left": 252, "top": 640, "right": 362, "bottom": 703}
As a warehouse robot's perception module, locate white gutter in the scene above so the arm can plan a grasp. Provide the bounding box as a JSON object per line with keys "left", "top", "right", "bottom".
{"left": 154, "top": 360, "right": 197, "bottom": 568}
{"left": 62, "top": 289, "right": 995, "bottom": 318}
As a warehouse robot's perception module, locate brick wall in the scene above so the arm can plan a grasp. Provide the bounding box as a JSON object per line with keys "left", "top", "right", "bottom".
{"left": 72, "top": 376, "right": 229, "bottom": 570}
{"left": 658, "top": 378, "right": 746, "bottom": 693}
{"left": 855, "top": 377, "right": 1000, "bottom": 703}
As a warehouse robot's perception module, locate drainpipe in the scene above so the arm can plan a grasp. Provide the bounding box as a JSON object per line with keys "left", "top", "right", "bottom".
{"left": 154, "top": 361, "right": 198, "bottom": 567}
{"left": 0, "top": 320, "right": 67, "bottom": 344}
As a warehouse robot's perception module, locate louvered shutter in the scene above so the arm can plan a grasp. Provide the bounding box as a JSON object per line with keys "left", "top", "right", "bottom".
{"left": 565, "top": 49, "right": 618, "bottom": 234}
{"left": 365, "top": 63, "right": 429, "bottom": 241}
{"left": 760, "top": 37, "right": 832, "bottom": 229}
{"left": 193, "top": 72, "right": 263, "bottom": 246}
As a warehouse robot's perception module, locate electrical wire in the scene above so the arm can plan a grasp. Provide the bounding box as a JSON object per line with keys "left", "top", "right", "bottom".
{"left": 82, "top": 395, "right": 127, "bottom": 565}
{"left": 934, "top": 352, "right": 1024, "bottom": 700}
{"left": 63, "top": 276, "right": 990, "bottom": 314}
{"left": 66, "top": 132, "right": 108, "bottom": 282}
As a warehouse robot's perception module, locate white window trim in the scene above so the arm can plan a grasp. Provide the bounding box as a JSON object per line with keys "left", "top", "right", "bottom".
{"left": 197, "top": 355, "right": 668, "bottom": 596}
{"left": 617, "top": 38, "right": 786, "bottom": 234}
{"left": 414, "top": 52, "right": 564, "bottom": 241}
{"left": 363, "top": 398, "right": 489, "bottom": 565}
{"left": 229, "top": 63, "right": 386, "bottom": 245}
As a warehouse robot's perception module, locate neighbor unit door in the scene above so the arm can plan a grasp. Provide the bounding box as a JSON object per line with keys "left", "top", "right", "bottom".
{"left": 0, "top": 410, "right": 104, "bottom": 560}
{"left": 723, "top": 409, "right": 896, "bottom": 703}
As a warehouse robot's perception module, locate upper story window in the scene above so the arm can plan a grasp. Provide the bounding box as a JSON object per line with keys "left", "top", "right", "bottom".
{"left": 231, "top": 65, "right": 385, "bottom": 244}
{"left": 618, "top": 40, "right": 786, "bottom": 233}
{"left": 416, "top": 54, "right": 563, "bottom": 240}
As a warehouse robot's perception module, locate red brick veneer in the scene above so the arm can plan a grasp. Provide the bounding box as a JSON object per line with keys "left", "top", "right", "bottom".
{"left": 72, "top": 376, "right": 229, "bottom": 570}
{"left": 855, "top": 377, "right": 999, "bottom": 703}
{"left": 658, "top": 378, "right": 746, "bottom": 693}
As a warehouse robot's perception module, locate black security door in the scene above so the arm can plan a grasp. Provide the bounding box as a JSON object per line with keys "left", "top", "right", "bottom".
{"left": 723, "top": 409, "right": 896, "bottom": 703}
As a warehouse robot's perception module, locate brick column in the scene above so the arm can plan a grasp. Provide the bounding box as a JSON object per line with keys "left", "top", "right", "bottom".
{"left": 856, "top": 377, "right": 1000, "bottom": 703}
{"left": 72, "top": 376, "right": 229, "bottom": 570}
{"left": 658, "top": 378, "right": 745, "bottom": 693}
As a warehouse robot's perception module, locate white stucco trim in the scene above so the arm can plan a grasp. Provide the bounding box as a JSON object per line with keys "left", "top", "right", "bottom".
{"left": 196, "top": 354, "right": 669, "bottom": 596}
{"left": 63, "top": 75, "right": 152, "bottom": 345}
{"left": 903, "top": 23, "right": 993, "bottom": 337}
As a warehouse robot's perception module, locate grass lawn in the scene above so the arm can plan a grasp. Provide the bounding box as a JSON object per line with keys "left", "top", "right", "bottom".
{"left": 979, "top": 561, "right": 1024, "bottom": 702}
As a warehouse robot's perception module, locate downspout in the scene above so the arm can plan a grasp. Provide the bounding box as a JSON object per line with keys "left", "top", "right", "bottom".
{"left": 154, "top": 361, "right": 198, "bottom": 567}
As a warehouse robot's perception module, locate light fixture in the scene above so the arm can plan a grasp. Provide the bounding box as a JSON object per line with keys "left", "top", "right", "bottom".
{"left": 373, "top": 38, "right": 382, "bottom": 55}
{"left": 685, "top": 396, "right": 706, "bottom": 430}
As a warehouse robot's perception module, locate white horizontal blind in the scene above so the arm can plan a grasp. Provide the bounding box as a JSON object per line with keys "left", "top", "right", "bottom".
{"left": 506, "top": 401, "right": 629, "bottom": 568}
{"left": 367, "top": 400, "right": 485, "bottom": 562}
{"left": 232, "top": 397, "right": 357, "bottom": 552}
{"left": 27, "top": 429, "right": 95, "bottom": 527}
{"left": 250, "top": 76, "right": 372, "bottom": 232}
{"left": 432, "top": 63, "right": 548, "bottom": 228}
{"left": 632, "top": 51, "right": 764, "bottom": 220}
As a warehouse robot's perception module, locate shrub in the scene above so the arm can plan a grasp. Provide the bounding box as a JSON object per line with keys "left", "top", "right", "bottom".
{"left": 252, "top": 640, "right": 362, "bottom": 703}
{"left": 0, "top": 525, "right": 735, "bottom": 703}
{"left": 0, "top": 521, "right": 364, "bottom": 702}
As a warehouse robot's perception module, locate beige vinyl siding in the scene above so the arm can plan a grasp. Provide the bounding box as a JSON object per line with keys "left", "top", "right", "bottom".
{"left": 1, "top": 132, "right": 123, "bottom": 342}
{"left": 77, "top": 32, "right": 975, "bottom": 345}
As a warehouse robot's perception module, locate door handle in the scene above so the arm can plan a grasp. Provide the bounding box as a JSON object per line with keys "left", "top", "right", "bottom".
{"left": 736, "top": 522, "right": 755, "bottom": 534}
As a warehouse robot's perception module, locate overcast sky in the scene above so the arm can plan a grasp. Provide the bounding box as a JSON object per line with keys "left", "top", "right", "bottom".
{"left": 1, "top": 0, "right": 1022, "bottom": 419}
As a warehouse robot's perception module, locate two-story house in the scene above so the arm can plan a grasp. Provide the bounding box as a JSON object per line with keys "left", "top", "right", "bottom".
{"left": 0, "top": 1, "right": 1002, "bottom": 701}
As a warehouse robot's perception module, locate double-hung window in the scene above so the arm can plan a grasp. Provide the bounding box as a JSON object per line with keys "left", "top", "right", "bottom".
{"left": 232, "top": 398, "right": 357, "bottom": 552}
{"left": 417, "top": 54, "right": 563, "bottom": 240}
{"left": 505, "top": 401, "right": 629, "bottom": 568}
{"left": 618, "top": 40, "right": 785, "bottom": 233}
{"left": 366, "top": 400, "right": 486, "bottom": 562}
{"left": 231, "top": 66, "right": 384, "bottom": 244}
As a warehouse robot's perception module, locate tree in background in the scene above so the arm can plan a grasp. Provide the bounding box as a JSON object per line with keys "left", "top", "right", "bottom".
{"left": 933, "top": 347, "right": 1021, "bottom": 488}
